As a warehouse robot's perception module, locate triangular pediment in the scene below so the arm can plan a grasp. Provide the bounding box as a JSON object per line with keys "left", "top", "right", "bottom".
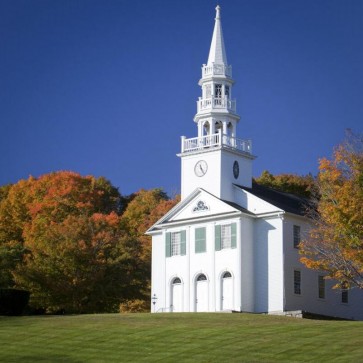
{"left": 146, "top": 188, "right": 249, "bottom": 233}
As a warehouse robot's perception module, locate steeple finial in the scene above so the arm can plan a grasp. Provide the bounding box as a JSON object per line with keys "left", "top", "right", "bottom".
{"left": 207, "top": 5, "right": 228, "bottom": 66}
{"left": 215, "top": 5, "right": 221, "bottom": 20}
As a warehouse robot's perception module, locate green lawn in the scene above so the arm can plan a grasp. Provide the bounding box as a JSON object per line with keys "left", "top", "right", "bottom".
{"left": 0, "top": 313, "right": 363, "bottom": 362}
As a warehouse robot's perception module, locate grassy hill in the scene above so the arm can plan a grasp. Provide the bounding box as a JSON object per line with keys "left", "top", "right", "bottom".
{"left": 1, "top": 313, "right": 362, "bottom": 362}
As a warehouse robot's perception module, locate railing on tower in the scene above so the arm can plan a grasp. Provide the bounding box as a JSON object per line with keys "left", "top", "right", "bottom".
{"left": 181, "top": 131, "right": 252, "bottom": 154}
{"left": 202, "top": 63, "right": 232, "bottom": 78}
{"left": 197, "top": 96, "right": 236, "bottom": 113}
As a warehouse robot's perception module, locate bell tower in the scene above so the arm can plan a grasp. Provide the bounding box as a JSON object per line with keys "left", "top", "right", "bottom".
{"left": 178, "top": 5, "right": 255, "bottom": 201}
{"left": 194, "top": 5, "right": 239, "bottom": 140}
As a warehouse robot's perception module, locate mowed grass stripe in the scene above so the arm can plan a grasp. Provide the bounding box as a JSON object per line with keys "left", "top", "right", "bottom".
{"left": 1, "top": 313, "right": 363, "bottom": 362}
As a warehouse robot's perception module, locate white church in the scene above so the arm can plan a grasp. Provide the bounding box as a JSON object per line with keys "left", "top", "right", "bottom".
{"left": 147, "top": 6, "right": 363, "bottom": 320}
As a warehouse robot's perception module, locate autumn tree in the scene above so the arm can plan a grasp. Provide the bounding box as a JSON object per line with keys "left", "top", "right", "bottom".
{"left": 120, "top": 189, "right": 180, "bottom": 309}
{"left": 0, "top": 172, "right": 145, "bottom": 312}
{"left": 255, "top": 170, "right": 316, "bottom": 198}
{"left": 300, "top": 132, "right": 363, "bottom": 289}
{"left": 0, "top": 180, "right": 31, "bottom": 288}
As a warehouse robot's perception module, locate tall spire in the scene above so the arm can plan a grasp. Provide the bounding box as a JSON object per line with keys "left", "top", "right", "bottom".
{"left": 207, "top": 5, "right": 228, "bottom": 66}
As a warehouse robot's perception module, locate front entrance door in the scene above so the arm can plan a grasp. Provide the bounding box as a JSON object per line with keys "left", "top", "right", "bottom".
{"left": 221, "top": 272, "right": 233, "bottom": 311}
{"left": 196, "top": 274, "right": 208, "bottom": 312}
{"left": 171, "top": 278, "right": 182, "bottom": 312}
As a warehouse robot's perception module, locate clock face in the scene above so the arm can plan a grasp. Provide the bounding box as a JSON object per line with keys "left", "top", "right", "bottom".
{"left": 195, "top": 160, "right": 208, "bottom": 177}
{"left": 233, "top": 160, "right": 239, "bottom": 179}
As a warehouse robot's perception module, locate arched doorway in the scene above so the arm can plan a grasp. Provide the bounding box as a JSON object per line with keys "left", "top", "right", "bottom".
{"left": 221, "top": 271, "right": 233, "bottom": 311}
{"left": 171, "top": 277, "right": 182, "bottom": 312}
{"left": 195, "top": 274, "right": 208, "bottom": 312}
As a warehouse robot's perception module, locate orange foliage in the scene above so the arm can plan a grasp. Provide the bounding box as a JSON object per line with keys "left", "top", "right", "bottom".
{"left": 300, "top": 133, "right": 363, "bottom": 289}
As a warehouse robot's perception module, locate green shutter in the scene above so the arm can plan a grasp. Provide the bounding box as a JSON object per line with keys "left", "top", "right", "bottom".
{"left": 165, "top": 232, "right": 171, "bottom": 257}
{"left": 231, "top": 223, "right": 237, "bottom": 249}
{"left": 180, "top": 230, "right": 186, "bottom": 256}
{"left": 195, "top": 227, "right": 206, "bottom": 253}
{"left": 215, "top": 225, "right": 221, "bottom": 251}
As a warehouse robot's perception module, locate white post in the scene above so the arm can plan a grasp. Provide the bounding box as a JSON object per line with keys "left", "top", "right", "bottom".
{"left": 218, "top": 129, "right": 222, "bottom": 146}
{"left": 181, "top": 136, "right": 186, "bottom": 153}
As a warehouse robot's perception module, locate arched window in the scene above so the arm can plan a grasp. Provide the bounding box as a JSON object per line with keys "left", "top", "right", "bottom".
{"left": 197, "top": 274, "right": 207, "bottom": 281}
{"left": 172, "top": 277, "right": 181, "bottom": 284}
{"left": 227, "top": 122, "right": 233, "bottom": 137}
{"left": 203, "top": 121, "right": 210, "bottom": 136}
{"left": 222, "top": 271, "right": 232, "bottom": 279}
{"left": 215, "top": 121, "right": 222, "bottom": 134}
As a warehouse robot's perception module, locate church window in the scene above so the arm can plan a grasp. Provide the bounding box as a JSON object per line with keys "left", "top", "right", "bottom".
{"left": 195, "top": 227, "right": 206, "bottom": 253}
{"left": 171, "top": 232, "right": 181, "bottom": 256}
{"left": 221, "top": 225, "right": 232, "bottom": 249}
{"left": 215, "top": 223, "right": 237, "bottom": 251}
{"left": 227, "top": 122, "right": 233, "bottom": 136}
{"left": 318, "top": 275, "right": 325, "bottom": 299}
{"left": 341, "top": 289, "right": 349, "bottom": 304}
{"left": 225, "top": 85, "right": 230, "bottom": 97}
{"left": 165, "top": 231, "right": 186, "bottom": 257}
{"left": 222, "top": 271, "right": 232, "bottom": 278}
{"left": 215, "top": 121, "right": 222, "bottom": 133}
{"left": 172, "top": 277, "right": 181, "bottom": 284}
{"left": 197, "top": 274, "right": 207, "bottom": 281}
{"left": 294, "top": 270, "right": 301, "bottom": 295}
{"left": 293, "top": 225, "right": 301, "bottom": 249}
{"left": 203, "top": 121, "right": 210, "bottom": 136}
{"left": 215, "top": 84, "right": 222, "bottom": 98}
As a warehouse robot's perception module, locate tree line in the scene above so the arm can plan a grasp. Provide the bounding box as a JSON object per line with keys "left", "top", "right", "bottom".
{"left": 0, "top": 172, "right": 178, "bottom": 313}
{"left": 0, "top": 131, "right": 362, "bottom": 313}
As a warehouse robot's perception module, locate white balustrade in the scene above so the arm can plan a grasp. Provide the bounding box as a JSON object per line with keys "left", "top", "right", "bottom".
{"left": 182, "top": 133, "right": 252, "bottom": 154}
{"left": 197, "top": 96, "right": 236, "bottom": 113}
{"left": 202, "top": 64, "right": 232, "bottom": 78}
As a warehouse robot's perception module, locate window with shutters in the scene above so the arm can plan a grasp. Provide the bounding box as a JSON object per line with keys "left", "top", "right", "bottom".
{"left": 171, "top": 232, "right": 181, "bottom": 256}
{"left": 215, "top": 223, "right": 237, "bottom": 251}
{"left": 195, "top": 227, "right": 206, "bottom": 253}
{"left": 293, "top": 225, "right": 301, "bottom": 249}
{"left": 165, "top": 231, "right": 186, "bottom": 257}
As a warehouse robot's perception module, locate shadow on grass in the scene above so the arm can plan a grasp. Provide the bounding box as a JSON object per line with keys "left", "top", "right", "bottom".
{"left": 15, "top": 355, "right": 79, "bottom": 362}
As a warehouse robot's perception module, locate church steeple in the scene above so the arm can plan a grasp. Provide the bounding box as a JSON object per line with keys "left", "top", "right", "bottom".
{"left": 179, "top": 5, "right": 254, "bottom": 201}
{"left": 194, "top": 5, "right": 239, "bottom": 139}
{"left": 207, "top": 5, "right": 228, "bottom": 66}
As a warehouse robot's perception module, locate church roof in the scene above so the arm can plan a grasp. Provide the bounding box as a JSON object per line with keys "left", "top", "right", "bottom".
{"left": 207, "top": 5, "right": 228, "bottom": 66}
{"left": 222, "top": 199, "right": 255, "bottom": 216}
{"left": 236, "top": 182, "right": 310, "bottom": 217}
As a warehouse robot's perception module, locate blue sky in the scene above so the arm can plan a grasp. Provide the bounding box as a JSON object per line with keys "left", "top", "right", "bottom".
{"left": 1, "top": 0, "right": 362, "bottom": 196}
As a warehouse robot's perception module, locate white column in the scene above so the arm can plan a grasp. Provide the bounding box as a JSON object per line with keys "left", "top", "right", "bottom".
{"left": 223, "top": 121, "right": 227, "bottom": 135}
{"left": 218, "top": 128, "right": 222, "bottom": 146}
{"left": 210, "top": 118, "right": 215, "bottom": 135}
{"left": 181, "top": 136, "right": 186, "bottom": 153}
{"left": 187, "top": 225, "right": 191, "bottom": 312}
